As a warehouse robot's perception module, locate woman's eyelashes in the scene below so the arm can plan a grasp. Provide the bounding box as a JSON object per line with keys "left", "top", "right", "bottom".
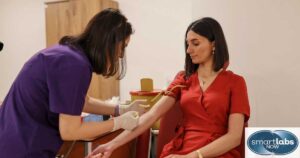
{"left": 187, "top": 41, "right": 200, "bottom": 47}
{"left": 193, "top": 43, "right": 199, "bottom": 46}
{"left": 187, "top": 43, "right": 199, "bottom": 47}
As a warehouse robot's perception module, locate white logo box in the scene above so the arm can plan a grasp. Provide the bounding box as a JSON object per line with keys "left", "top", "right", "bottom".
{"left": 245, "top": 127, "right": 300, "bottom": 158}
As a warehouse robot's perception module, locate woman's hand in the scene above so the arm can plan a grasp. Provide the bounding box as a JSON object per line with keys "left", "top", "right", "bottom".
{"left": 119, "top": 99, "right": 149, "bottom": 115}
{"left": 112, "top": 111, "right": 139, "bottom": 131}
{"left": 86, "top": 143, "right": 115, "bottom": 158}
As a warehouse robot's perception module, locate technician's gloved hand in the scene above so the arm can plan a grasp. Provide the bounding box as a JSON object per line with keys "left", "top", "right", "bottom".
{"left": 119, "top": 100, "right": 150, "bottom": 115}
{"left": 111, "top": 111, "right": 139, "bottom": 132}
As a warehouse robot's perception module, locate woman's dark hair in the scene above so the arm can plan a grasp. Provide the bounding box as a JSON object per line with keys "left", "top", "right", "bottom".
{"left": 59, "top": 8, "right": 133, "bottom": 79}
{"left": 184, "top": 17, "right": 229, "bottom": 78}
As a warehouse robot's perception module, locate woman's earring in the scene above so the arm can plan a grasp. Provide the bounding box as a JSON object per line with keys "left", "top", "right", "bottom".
{"left": 212, "top": 48, "right": 215, "bottom": 55}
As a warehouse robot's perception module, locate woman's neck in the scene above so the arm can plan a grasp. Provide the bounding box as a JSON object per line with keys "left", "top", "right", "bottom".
{"left": 198, "top": 61, "right": 215, "bottom": 78}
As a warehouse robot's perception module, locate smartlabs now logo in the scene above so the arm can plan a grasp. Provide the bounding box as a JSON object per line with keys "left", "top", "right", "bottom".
{"left": 245, "top": 128, "right": 300, "bottom": 158}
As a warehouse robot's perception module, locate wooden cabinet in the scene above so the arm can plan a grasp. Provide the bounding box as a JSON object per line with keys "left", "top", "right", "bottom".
{"left": 45, "top": 0, "right": 133, "bottom": 157}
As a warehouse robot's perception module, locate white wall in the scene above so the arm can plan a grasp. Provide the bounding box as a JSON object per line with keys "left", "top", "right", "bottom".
{"left": 191, "top": 0, "right": 300, "bottom": 126}
{"left": 0, "top": 0, "right": 46, "bottom": 100}
{"left": 0, "top": 0, "right": 191, "bottom": 102}
{"left": 116, "top": 0, "right": 192, "bottom": 101}
{"left": 1, "top": 0, "right": 300, "bottom": 127}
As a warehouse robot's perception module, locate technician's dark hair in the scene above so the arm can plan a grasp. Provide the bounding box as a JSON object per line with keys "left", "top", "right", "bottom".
{"left": 59, "top": 8, "right": 133, "bottom": 79}
{"left": 184, "top": 17, "right": 229, "bottom": 78}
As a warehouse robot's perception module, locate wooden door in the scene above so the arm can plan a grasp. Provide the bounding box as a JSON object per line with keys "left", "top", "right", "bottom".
{"left": 45, "top": 0, "right": 119, "bottom": 100}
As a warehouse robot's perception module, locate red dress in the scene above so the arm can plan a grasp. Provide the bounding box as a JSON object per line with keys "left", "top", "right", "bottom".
{"left": 160, "top": 70, "right": 250, "bottom": 158}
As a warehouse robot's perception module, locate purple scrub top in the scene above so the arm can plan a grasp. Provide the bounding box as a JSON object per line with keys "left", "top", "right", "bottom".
{"left": 0, "top": 44, "right": 92, "bottom": 157}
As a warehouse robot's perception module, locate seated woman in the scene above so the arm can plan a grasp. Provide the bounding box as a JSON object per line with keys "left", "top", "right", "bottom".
{"left": 88, "top": 17, "right": 250, "bottom": 158}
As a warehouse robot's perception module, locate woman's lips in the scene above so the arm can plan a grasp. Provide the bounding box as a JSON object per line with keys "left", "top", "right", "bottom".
{"left": 190, "top": 55, "right": 197, "bottom": 59}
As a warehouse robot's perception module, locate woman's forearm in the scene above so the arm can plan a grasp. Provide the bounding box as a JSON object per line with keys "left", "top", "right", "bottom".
{"left": 83, "top": 96, "right": 115, "bottom": 115}
{"left": 196, "top": 134, "right": 241, "bottom": 158}
{"left": 108, "top": 96, "right": 175, "bottom": 149}
{"left": 197, "top": 114, "right": 245, "bottom": 157}
{"left": 111, "top": 111, "right": 158, "bottom": 148}
{"left": 60, "top": 114, "right": 114, "bottom": 141}
{"left": 69, "top": 121, "right": 114, "bottom": 140}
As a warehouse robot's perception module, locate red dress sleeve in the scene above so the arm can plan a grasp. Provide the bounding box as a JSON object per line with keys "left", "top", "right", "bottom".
{"left": 230, "top": 75, "right": 251, "bottom": 122}
{"left": 164, "top": 71, "right": 186, "bottom": 100}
